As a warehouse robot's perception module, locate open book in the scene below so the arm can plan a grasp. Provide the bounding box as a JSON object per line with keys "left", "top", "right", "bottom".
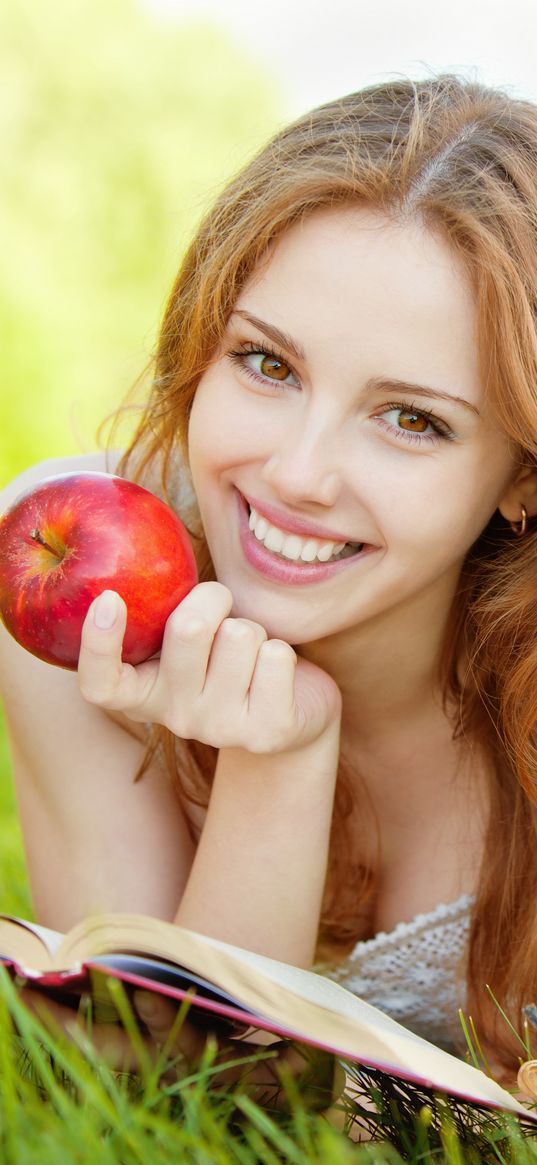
{"left": 0, "top": 911, "right": 533, "bottom": 1121}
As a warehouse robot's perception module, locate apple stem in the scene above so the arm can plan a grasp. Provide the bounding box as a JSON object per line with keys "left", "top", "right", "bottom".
{"left": 30, "top": 528, "right": 62, "bottom": 559}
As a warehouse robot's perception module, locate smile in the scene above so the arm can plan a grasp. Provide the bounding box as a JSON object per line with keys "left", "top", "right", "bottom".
{"left": 236, "top": 491, "right": 370, "bottom": 587}
{"left": 248, "top": 505, "right": 362, "bottom": 563}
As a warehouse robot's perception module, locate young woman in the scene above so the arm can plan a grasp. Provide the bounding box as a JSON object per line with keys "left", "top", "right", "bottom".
{"left": 3, "top": 73, "right": 537, "bottom": 1086}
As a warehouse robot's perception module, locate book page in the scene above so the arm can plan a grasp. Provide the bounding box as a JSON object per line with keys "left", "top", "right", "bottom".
{"left": 57, "top": 912, "right": 534, "bottom": 1116}
{"left": 0, "top": 915, "right": 64, "bottom": 970}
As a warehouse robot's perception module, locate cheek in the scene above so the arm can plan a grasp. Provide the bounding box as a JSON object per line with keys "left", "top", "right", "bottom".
{"left": 188, "top": 373, "right": 274, "bottom": 488}
{"left": 188, "top": 383, "right": 229, "bottom": 487}
{"left": 187, "top": 391, "right": 250, "bottom": 515}
{"left": 189, "top": 418, "right": 246, "bottom": 488}
{"left": 376, "top": 456, "right": 503, "bottom": 558}
{"left": 449, "top": 450, "right": 516, "bottom": 537}
{"left": 187, "top": 377, "right": 215, "bottom": 460}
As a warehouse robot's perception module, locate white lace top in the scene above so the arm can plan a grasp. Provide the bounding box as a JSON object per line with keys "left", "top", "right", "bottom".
{"left": 315, "top": 893, "right": 474, "bottom": 1056}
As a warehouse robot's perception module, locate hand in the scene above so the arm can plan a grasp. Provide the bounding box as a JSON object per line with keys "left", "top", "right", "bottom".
{"left": 19, "top": 986, "right": 342, "bottom": 1112}
{"left": 133, "top": 990, "right": 343, "bottom": 1110}
{"left": 78, "top": 582, "right": 341, "bottom": 754}
{"left": 18, "top": 984, "right": 211, "bottom": 1079}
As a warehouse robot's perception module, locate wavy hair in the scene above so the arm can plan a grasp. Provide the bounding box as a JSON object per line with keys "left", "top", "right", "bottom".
{"left": 115, "top": 74, "right": 537, "bottom": 1074}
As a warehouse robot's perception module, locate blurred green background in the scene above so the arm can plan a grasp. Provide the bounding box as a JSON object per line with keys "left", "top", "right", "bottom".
{"left": 0, "top": 0, "right": 283, "bottom": 915}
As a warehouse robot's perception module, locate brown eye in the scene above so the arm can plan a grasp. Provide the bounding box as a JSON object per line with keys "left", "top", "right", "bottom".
{"left": 259, "top": 354, "right": 292, "bottom": 381}
{"left": 398, "top": 409, "right": 429, "bottom": 432}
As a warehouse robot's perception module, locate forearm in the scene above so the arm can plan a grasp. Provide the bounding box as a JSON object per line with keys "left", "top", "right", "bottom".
{"left": 175, "top": 719, "right": 340, "bottom": 967}
{"left": 56, "top": 572, "right": 342, "bottom": 949}
{"left": 1, "top": 625, "right": 194, "bottom": 930}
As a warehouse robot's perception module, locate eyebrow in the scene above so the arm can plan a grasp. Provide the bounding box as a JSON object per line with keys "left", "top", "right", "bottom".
{"left": 231, "top": 310, "right": 480, "bottom": 416}
{"left": 232, "top": 309, "right": 306, "bottom": 361}
{"left": 366, "top": 377, "right": 481, "bottom": 416}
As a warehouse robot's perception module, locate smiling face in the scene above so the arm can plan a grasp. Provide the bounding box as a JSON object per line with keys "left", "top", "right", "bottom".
{"left": 187, "top": 206, "right": 520, "bottom": 658}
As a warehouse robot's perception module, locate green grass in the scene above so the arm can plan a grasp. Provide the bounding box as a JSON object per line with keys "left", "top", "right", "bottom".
{"left": 0, "top": 970, "right": 359, "bottom": 1165}
{"left": 1, "top": 966, "right": 536, "bottom": 1165}
{"left": 1, "top": 706, "right": 537, "bottom": 1161}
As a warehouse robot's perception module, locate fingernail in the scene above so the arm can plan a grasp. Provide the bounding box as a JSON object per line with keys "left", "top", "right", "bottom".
{"left": 93, "top": 591, "right": 119, "bottom": 630}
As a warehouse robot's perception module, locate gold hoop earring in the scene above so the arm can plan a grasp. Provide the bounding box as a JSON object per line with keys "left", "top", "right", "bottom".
{"left": 509, "top": 504, "right": 528, "bottom": 537}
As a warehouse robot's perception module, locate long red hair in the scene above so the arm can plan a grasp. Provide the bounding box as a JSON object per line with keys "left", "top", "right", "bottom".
{"left": 114, "top": 74, "right": 537, "bottom": 1074}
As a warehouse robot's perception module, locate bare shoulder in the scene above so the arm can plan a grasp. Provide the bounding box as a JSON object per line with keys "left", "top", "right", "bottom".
{"left": 0, "top": 450, "right": 122, "bottom": 512}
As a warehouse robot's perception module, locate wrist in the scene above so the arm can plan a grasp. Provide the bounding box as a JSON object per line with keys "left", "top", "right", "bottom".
{"left": 214, "top": 716, "right": 341, "bottom": 790}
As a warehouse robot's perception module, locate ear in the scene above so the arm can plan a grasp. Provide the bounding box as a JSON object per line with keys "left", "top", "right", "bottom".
{"left": 498, "top": 465, "right": 537, "bottom": 523}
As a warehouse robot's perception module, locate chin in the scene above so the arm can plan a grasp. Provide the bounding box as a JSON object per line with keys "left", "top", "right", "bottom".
{"left": 211, "top": 558, "right": 335, "bottom": 643}
{"left": 226, "top": 593, "right": 322, "bottom": 645}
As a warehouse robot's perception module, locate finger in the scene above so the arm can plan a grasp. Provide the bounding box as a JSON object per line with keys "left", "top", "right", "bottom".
{"left": 158, "top": 582, "right": 234, "bottom": 700}
{"left": 205, "top": 618, "right": 268, "bottom": 701}
{"left": 78, "top": 591, "right": 161, "bottom": 714}
{"left": 133, "top": 990, "right": 209, "bottom": 1065}
{"left": 248, "top": 639, "right": 297, "bottom": 717}
{"left": 133, "top": 989, "right": 179, "bottom": 1041}
{"left": 78, "top": 591, "right": 128, "bottom": 700}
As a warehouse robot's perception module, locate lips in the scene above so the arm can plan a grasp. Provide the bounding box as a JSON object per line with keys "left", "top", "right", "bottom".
{"left": 236, "top": 491, "right": 369, "bottom": 585}
{"left": 244, "top": 492, "right": 356, "bottom": 543}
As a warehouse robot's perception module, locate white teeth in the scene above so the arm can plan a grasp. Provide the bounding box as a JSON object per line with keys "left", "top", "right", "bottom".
{"left": 248, "top": 505, "right": 352, "bottom": 564}
{"left": 300, "top": 539, "right": 319, "bottom": 562}
{"left": 281, "top": 534, "right": 304, "bottom": 560}
{"left": 252, "top": 516, "right": 269, "bottom": 541}
{"left": 264, "top": 526, "right": 285, "bottom": 553}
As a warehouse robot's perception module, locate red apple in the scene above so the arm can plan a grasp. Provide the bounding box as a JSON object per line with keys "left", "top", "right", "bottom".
{"left": 0, "top": 471, "right": 198, "bottom": 669}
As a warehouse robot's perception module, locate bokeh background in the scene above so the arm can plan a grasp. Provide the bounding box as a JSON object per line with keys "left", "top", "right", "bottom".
{"left": 2, "top": 0, "right": 537, "bottom": 915}
{"left": 4, "top": 0, "right": 537, "bottom": 490}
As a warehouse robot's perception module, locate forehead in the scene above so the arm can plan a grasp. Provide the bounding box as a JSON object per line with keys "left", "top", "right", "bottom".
{"left": 235, "top": 205, "right": 481, "bottom": 401}
{"left": 243, "top": 205, "right": 474, "bottom": 318}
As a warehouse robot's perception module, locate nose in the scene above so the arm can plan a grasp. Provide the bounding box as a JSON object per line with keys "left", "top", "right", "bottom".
{"left": 260, "top": 417, "right": 343, "bottom": 508}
